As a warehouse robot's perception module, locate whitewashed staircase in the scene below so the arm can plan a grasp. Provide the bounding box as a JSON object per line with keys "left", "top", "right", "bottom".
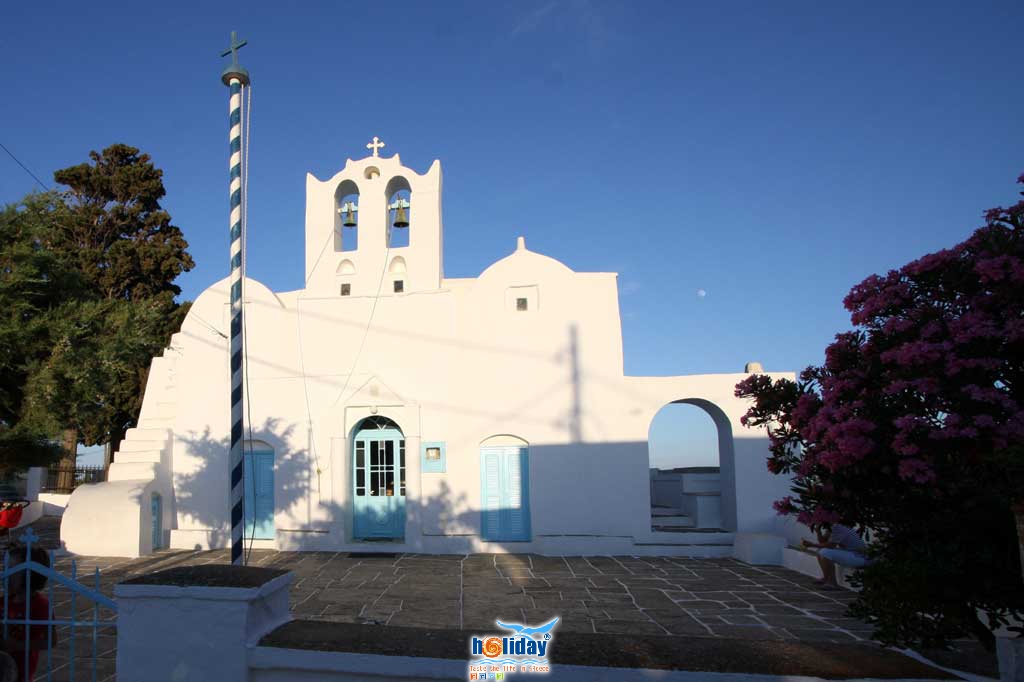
{"left": 639, "top": 467, "right": 732, "bottom": 556}
{"left": 61, "top": 334, "right": 183, "bottom": 557}
{"left": 107, "top": 335, "right": 182, "bottom": 484}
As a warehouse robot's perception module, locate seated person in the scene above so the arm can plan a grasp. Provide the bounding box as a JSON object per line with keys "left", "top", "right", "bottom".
{"left": 801, "top": 523, "right": 870, "bottom": 589}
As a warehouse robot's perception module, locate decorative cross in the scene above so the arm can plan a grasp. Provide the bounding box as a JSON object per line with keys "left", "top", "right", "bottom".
{"left": 220, "top": 31, "right": 248, "bottom": 65}
{"left": 18, "top": 527, "right": 38, "bottom": 549}
{"left": 367, "top": 136, "right": 385, "bottom": 157}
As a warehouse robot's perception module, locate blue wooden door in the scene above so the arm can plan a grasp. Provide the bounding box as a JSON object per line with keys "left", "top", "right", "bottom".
{"left": 353, "top": 425, "right": 406, "bottom": 539}
{"left": 151, "top": 493, "right": 162, "bottom": 550}
{"left": 480, "top": 446, "right": 531, "bottom": 541}
{"left": 244, "top": 450, "right": 275, "bottom": 540}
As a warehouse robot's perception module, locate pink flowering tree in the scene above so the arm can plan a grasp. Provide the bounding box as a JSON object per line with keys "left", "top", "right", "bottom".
{"left": 736, "top": 174, "right": 1024, "bottom": 649}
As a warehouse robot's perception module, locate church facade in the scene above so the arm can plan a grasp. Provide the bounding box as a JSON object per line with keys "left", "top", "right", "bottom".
{"left": 61, "top": 146, "right": 797, "bottom": 558}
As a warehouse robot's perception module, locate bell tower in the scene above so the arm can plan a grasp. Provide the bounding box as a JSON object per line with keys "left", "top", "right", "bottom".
{"left": 303, "top": 138, "right": 443, "bottom": 297}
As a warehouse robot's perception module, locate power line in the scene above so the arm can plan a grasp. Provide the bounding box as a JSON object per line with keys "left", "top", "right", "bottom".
{"left": 0, "top": 141, "right": 50, "bottom": 191}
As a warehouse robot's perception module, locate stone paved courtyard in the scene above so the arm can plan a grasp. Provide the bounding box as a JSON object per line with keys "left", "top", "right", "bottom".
{"left": 26, "top": 519, "right": 872, "bottom": 645}
{"left": 11, "top": 518, "right": 1001, "bottom": 680}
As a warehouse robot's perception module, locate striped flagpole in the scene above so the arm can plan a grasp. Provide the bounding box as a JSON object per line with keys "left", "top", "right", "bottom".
{"left": 221, "top": 32, "right": 250, "bottom": 566}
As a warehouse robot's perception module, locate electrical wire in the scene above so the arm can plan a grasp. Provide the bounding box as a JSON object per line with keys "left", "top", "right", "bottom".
{"left": 332, "top": 213, "right": 394, "bottom": 406}
{"left": 0, "top": 142, "right": 50, "bottom": 191}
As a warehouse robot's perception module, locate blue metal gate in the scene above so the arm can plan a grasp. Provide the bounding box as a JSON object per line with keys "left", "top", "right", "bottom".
{"left": 1, "top": 527, "right": 117, "bottom": 681}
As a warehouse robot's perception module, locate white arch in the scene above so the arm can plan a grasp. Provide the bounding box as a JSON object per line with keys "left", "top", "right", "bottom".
{"left": 480, "top": 434, "right": 529, "bottom": 448}
{"left": 388, "top": 256, "right": 407, "bottom": 274}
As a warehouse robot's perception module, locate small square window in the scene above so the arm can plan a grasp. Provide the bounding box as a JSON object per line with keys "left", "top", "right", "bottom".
{"left": 393, "top": 280, "right": 404, "bottom": 293}
{"left": 421, "top": 441, "right": 446, "bottom": 473}
{"left": 340, "top": 283, "right": 351, "bottom": 296}
{"left": 516, "top": 297, "right": 528, "bottom": 311}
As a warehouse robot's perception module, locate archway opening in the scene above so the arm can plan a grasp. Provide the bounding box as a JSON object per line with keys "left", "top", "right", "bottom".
{"left": 385, "top": 176, "right": 411, "bottom": 249}
{"left": 647, "top": 400, "right": 736, "bottom": 532}
{"left": 334, "top": 179, "right": 360, "bottom": 252}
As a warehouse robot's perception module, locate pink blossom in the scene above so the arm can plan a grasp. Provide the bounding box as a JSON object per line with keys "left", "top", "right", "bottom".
{"left": 898, "top": 458, "right": 936, "bottom": 484}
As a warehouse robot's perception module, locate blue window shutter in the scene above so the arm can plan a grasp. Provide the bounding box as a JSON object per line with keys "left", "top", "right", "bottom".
{"left": 480, "top": 449, "right": 502, "bottom": 541}
{"left": 480, "top": 445, "right": 531, "bottom": 542}
{"left": 503, "top": 448, "right": 530, "bottom": 541}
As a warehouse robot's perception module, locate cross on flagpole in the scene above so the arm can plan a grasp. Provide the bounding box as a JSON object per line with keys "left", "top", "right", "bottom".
{"left": 221, "top": 31, "right": 248, "bottom": 66}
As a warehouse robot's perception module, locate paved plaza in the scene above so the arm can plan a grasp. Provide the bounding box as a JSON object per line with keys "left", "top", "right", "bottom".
{"left": 14, "top": 518, "right": 996, "bottom": 679}
{"left": 25, "top": 518, "right": 870, "bottom": 643}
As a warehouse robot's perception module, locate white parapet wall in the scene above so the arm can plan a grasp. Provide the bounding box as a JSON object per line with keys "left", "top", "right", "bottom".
{"left": 61, "top": 480, "right": 158, "bottom": 558}
{"left": 115, "top": 568, "right": 293, "bottom": 682}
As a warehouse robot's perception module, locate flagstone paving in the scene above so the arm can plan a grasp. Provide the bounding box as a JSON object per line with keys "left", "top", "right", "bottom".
{"left": 10, "top": 517, "right": 1002, "bottom": 679}
{"left": 18, "top": 518, "right": 872, "bottom": 645}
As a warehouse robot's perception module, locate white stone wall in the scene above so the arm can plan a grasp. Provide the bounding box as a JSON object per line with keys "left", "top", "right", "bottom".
{"left": 158, "top": 153, "right": 795, "bottom": 554}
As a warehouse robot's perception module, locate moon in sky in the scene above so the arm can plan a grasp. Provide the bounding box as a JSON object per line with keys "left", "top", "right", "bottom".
{"left": 696, "top": 288, "right": 707, "bottom": 298}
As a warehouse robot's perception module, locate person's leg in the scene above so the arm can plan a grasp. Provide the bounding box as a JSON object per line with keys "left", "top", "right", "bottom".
{"left": 817, "top": 549, "right": 840, "bottom": 587}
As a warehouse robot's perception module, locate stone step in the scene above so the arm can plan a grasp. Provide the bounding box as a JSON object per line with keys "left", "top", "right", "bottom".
{"left": 643, "top": 531, "right": 734, "bottom": 544}
{"left": 651, "top": 507, "right": 684, "bottom": 517}
{"left": 652, "top": 515, "right": 693, "bottom": 526}
{"left": 629, "top": 543, "right": 733, "bottom": 558}
{"left": 107, "top": 461, "right": 157, "bottom": 482}
{"left": 114, "top": 450, "right": 161, "bottom": 464}
{"left": 137, "top": 417, "right": 173, "bottom": 430}
{"left": 125, "top": 427, "right": 170, "bottom": 442}
{"left": 681, "top": 472, "right": 721, "bottom": 493}
{"left": 118, "top": 439, "right": 167, "bottom": 453}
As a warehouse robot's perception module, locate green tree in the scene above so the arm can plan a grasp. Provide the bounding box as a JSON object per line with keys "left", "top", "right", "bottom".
{"left": 22, "top": 297, "right": 183, "bottom": 485}
{"left": 0, "top": 193, "right": 75, "bottom": 476}
{"left": 1, "top": 145, "right": 193, "bottom": 480}
{"left": 51, "top": 143, "right": 194, "bottom": 301}
{"left": 11, "top": 144, "right": 194, "bottom": 475}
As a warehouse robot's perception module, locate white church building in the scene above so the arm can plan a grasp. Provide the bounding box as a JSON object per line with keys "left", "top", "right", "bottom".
{"left": 61, "top": 143, "right": 798, "bottom": 559}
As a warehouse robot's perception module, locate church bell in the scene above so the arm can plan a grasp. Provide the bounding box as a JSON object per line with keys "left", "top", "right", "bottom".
{"left": 341, "top": 202, "right": 357, "bottom": 227}
{"left": 392, "top": 200, "right": 410, "bottom": 229}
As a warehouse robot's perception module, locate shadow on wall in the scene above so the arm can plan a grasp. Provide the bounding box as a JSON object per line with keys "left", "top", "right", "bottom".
{"left": 170, "top": 425, "right": 702, "bottom": 549}
{"left": 175, "top": 419, "right": 311, "bottom": 550}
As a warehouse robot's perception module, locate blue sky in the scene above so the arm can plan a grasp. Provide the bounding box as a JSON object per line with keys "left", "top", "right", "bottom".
{"left": 2, "top": 1, "right": 1021, "bottom": 468}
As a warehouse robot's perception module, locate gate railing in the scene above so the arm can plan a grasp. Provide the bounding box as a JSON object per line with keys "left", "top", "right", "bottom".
{"left": 1, "top": 527, "right": 117, "bottom": 681}
{"left": 41, "top": 465, "right": 105, "bottom": 495}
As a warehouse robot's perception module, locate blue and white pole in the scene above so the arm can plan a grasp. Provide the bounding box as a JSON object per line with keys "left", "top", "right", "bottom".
{"left": 221, "top": 32, "right": 250, "bottom": 566}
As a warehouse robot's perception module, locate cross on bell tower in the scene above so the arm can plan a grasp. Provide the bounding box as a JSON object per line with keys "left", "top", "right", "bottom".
{"left": 367, "top": 136, "right": 385, "bottom": 157}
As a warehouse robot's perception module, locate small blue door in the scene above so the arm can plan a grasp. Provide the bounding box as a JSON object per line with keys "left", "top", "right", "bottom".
{"left": 480, "top": 446, "right": 531, "bottom": 542}
{"left": 244, "top": 450, "right": 275, "bottom": 540}
{"left": 353, "top": 418, "right": 406, "bottom": 539}
{"left": 151, "top": 493, "right": 162, "bottom": 550}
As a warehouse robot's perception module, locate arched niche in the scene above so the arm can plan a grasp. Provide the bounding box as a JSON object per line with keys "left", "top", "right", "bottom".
{"left": 384, "top": 175, "right": 411, "bottom": 249}
{"left": 388, "top": 256, "right": 406, "bottom": 274}
{"left": 337, "top": 259, "right": 356, "bottom": 275}
{"left": 334, "top": 179, "right": 360, "bottom": 252}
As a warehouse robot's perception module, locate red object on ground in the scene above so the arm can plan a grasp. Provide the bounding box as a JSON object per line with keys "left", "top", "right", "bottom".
{"left": 0, "top": 506, "right": 23, "bottom": 530}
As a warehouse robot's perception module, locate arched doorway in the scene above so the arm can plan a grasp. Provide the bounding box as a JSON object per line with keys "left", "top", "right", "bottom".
{"left": 352, "top": 416, "right": 406, "bottom": 539}
{"left": 647, "top": 400, "right": 736, "bottom": 532}
{"left": 479, "top": 435, "right": 531, "bottom": 542}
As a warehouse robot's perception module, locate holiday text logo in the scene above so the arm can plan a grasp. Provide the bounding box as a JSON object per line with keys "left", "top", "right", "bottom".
{"left": 468, "top": 617, "right": 558, "bottom": 677}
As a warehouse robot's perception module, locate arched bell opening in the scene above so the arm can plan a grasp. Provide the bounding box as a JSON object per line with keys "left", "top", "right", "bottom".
{"left": 334, "top": 179, "right": 360, "bottom": 252}
{"left": 384, "top": 176, "right": 411, "bottom": 249}
{"left": 647, "top": 400, "right": 736, "bottom": 532}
